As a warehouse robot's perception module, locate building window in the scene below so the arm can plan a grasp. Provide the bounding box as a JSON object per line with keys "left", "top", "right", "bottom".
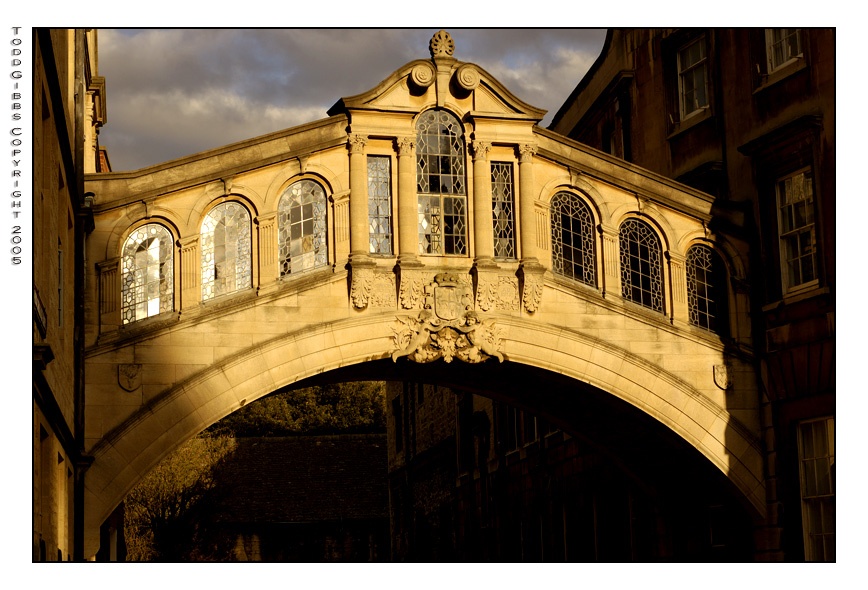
{"left": 416, "top": 109, "right": 467, "bottom": 255}
{"left": 491, "top": 162, "right": 516, "bottom": 259}
{"left": 798, "top": 417, "right": 835, "bottom": 561}
{"left": 777, "top": 168, "right": 818, "bottom": 293}
{"left": 766, "top": 29, "right": 802, "bottom": 72}
{"left": 551, "top": 192, "right": 597, "bottom": 287}
{"left": 367, "top": 155, "right": 392, "bottom": 255}
{"left": 686, "top": 244, "right": 728, "bottom": 335}
{"left": 200, "top": 202, "right": 252, "bottom": 301}
{"left": 677, "top": 36, "right": 709, "bottom": 120}
{"left": 278, "top": 179, "right": 328, "bottom": 276}
{"left": 121, "top": 223, "right": 174, "bottom": 324}
{"left": 619, "top": 219, "right": 663, "bottom": 312}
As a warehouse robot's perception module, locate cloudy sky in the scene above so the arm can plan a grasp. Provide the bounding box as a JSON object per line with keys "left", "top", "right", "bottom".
{"left": 96, "top": 29, "right": 607, "bottom": 171}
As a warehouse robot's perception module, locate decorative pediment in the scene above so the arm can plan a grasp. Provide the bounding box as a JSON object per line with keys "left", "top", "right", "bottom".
{"left": 327, "top": 30, "right": 546, "bottom": 123}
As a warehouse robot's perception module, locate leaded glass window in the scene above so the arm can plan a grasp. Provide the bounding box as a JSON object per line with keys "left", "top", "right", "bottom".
{"left": 416, "top": 110, "right": 467, "bottom": 255}
{"left": 491, "top": 162, "right": 515, "bottom": 259}
{"left": 121, "top": 223, "right": 174, "bottom": 324}
{"left": 619, "top": 219, "right": 663, "bottom": 312}
{"left": 551, "top": 192, "right": 596, "bottom": 287}
{"left": 777, "top": 168, "right": 817, "bottom": 292}
{"left": 686, "top": 244, "right": 728, "bottom": 334}
{"left": 278, "top": 179, "right": 328, "bottom": 276}
{"left": 201, "top": 202, "right": 252, "bottom": 301}
{"left": 798, "top": 417, "right": 835, "bottom": 561}
{"left": 367, "top": 155, "right": 392, "bottom": 255}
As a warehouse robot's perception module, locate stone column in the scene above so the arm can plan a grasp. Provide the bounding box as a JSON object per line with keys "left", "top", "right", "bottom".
{"left": 396, "top": 136, "right": 420, "bottom": 266}
{"left": 97, "top": 257, "right": 119, "bottom": 331}
{"left": 517, "top": 143, "right": 539, "bottom": 264}
{"left": 599, "top": 223, "right": 621, "bottom": 299}
{"left": 348, "top": 134, "right": 370, "bottom": 262}
{"left": 471, "top": 140, "right": 494, "bottom": 267}
{"left": 517, "top": 143, "right": 545, "bottom": 313}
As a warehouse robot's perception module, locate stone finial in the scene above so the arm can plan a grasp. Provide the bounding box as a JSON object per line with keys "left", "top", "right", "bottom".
{"left": 429, "top": 30, "right": 455, "bottom": 58}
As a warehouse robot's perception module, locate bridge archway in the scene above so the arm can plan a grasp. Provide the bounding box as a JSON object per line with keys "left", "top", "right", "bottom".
{"left": 82, "top": 310, "right": 764, "bottom": 556}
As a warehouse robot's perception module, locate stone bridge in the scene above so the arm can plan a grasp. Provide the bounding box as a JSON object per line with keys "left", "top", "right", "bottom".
{"left": 82, "top": 31, "right": 762, "bottom": 556}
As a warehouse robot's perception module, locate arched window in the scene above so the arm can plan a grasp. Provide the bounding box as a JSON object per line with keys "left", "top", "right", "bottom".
{"left": 121, "top": 223, "right": 174, "bottom": 324}
{"left": 416, "top": 109, "right": 467, "bottom": 255}
{"left": 619, "top": 219, "right": 663, "bottom": 312}
{"left": 278, "top": 179, "right": 328, "bottom": 276}
{"left": 550, "top": 192, "right": 596, "bottom": 287}
{"left": 201, "top": 202, "right": 252, "bottom": 301}
{"left": 686, "top": 244, "right": 729, "bottom": 335}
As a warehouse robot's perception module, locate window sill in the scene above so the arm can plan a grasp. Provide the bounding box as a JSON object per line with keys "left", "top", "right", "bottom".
{"left": 762, "top": 284, "right": 828, "bottom": 312}
{"left": 666, "top": 107, "right": 712, "bottom": 140}
{"left": 754, "top": 58, "right": 807, "bottom": 94}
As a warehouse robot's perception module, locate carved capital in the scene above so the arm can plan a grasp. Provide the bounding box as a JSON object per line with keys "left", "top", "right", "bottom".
{"left": 471, "top": 140, "right": 492, "bottom": 162}
{"left": 396, "top": 136, "right": 416, "bottom": 157}
{"left": 518, "top": 143, "right": 538, "bottom": 163}
{"left": 348, "top": 133, "right": 368, "bottom": 154}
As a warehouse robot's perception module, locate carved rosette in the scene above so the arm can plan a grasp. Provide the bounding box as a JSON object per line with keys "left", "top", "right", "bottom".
{"left": 476, "top": 274, "right": 519, "bottom": 312}
{"left": 410, "top": 62, "right": 436, "bottom": 88}
{"left": 455, "top": 64, "right": 480, "bottom": 91}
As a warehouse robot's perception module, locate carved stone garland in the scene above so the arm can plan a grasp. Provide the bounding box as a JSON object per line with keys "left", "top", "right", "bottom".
{"left": 392, "top": 273, "right": 504, "bottom": 364}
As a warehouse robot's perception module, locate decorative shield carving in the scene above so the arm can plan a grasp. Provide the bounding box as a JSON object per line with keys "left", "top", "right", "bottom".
{"left": 118, "top": 363, "right": 142, "bottom": 392}
{"left": 392, "top": 273, "right": 503, "bottom": 364}
{"left": 432, "top": 273, "right": 472, "bottom": 321}
{"left": 713, "top": 363, "right": 731, "bottom": 391}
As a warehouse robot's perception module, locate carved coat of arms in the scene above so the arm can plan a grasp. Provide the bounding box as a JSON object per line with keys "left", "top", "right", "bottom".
{"left": 118, "top": 363, "right": 142, "bottom": 392}
{"left": 392, "top": 273, "right": 504, "bottom": 364}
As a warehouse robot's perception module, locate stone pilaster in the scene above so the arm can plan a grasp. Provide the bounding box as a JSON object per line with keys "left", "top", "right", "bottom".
{"left": 396, "top": 136, "right": 420, "bottom": 267}
{"left": 471, "top": 140, "right": 495, "bottom": 267}
{"left": 599, "top": 223, "right": 621, "bottom": 299}
{"left": 179, "top": 235, "right": 199, "bottom": 310}
{"left": 667, "top": 251, "right": 687, "bottom": 324}
{"left": 97, "top": 258, "right": 119, "bottom": 330}
{"left": 255, "top": 212, "right": 278, "bottom": 287}
{"left": 331, "top": 191, "right": 351, "bottom": 269}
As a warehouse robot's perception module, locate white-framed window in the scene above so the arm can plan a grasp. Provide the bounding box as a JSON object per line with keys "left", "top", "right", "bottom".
{"left": 121, "top": 223, "right": 174, "bottom": 324}
{"left": 677, "top": 36, "right": 709, "bottom": 120}
{"left": 200, "top": 201, "right": 252, "bottom": 301}
{"left": 619, "top": 219, "right": 664, "bottom": 312}
{"left": 797, "top": 417, "right": 835, "bottom": 562}
{"left": 550, "top": 192, "right": 596, "bottom": 287}
{"left": 491, "top": 162, "right": 516, "bottom": 259}
{"left": 277, "top": 179, "right": 328, "bottom": 276}
{"left": 766, "top": 29, "right": 803, "bottom": 73}
{"left": 416, "top": 109, "right": 468, "bottom": 255}
{"left": 776, "top": 167, "right": 818, "bottom": 293}
{"left": 367, "top": 155, "right": 393, "bottom": 255}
